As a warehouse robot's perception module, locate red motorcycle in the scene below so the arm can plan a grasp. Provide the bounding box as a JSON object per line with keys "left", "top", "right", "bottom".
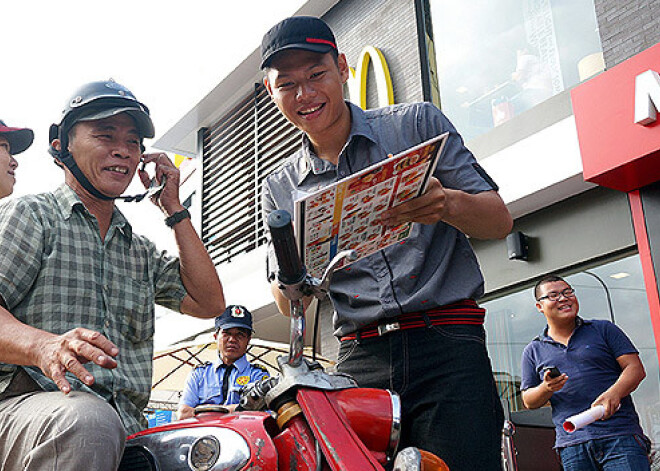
{"left": 119, "top": 210, "right": 448, "bottom": 471}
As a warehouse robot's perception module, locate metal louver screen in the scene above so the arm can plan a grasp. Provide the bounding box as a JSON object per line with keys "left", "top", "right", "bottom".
{"left": 202, "top": 84, "right": 301, "bottom": 265}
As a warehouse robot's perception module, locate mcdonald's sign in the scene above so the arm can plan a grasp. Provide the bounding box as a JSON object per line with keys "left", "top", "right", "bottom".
{"left": 572, "top": 42, "right": 660, "bottom": 192}
{"left": 346, "top": 46, "right": 395, "bottom": 109}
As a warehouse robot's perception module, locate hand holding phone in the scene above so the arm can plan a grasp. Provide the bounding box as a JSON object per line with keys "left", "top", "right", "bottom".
{"left": 545, "top": 366, "right": 561, "bottom": 378}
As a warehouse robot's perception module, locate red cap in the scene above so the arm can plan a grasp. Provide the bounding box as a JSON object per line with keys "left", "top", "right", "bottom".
{"left": 0, "top": 120, "right": 34, "bottom": 155}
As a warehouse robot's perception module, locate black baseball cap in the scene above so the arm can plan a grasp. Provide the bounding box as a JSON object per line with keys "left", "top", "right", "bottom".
{"left": 215, "top": 305, "right": 254, "bottom": 332}
{"left": 0, "top": 120, "right": 34, "bottom": 155}
{"left": 261, "top": 16, "right": 337, "bottom": 69}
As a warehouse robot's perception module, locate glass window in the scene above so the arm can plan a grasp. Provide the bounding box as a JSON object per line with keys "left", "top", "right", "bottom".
{"left": 429, "top": 0, "right": 603, "bottom": 141}
{"left": 483, "top": 254, "right": 660, "bottom": 445}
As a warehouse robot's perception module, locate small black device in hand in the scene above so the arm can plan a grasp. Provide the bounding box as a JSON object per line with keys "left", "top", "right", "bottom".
{"left": 545, "top": 366, "right": 561, "bottom": 378}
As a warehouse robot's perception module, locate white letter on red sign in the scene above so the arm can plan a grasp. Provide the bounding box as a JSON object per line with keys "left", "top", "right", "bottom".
{"left": 634, "top": 69, "right": 660, "bottom": 126}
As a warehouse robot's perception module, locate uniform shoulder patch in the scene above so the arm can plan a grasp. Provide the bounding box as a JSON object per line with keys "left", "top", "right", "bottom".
{"left": 194, "top": 361, "right": 212, "bottom": 369}
{"left": 236, "top": 375, "right": 250, "bottom": 386}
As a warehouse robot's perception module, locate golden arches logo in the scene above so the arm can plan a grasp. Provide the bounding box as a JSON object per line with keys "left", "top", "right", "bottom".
{"left": 347, "top": 46, "right": 394, "bottom": 109}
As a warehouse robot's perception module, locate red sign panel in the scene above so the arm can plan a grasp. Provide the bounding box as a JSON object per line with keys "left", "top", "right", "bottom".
{"left": 571, "top": 42, "right": 660, "bottom": 192}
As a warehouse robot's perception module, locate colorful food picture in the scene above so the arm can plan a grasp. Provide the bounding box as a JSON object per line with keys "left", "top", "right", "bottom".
{"left": 305, "top": 217, "right": 332, "bottom": 245}
{"left": 306, "top": 187, "right": 336, "bottom": 219}
{"left": 345, "top": 165, "right": 392, "bottom": 196}
{"left": 393, "top": 162, "right": 429, "bottom": 205}
{"left": 305, "top": 242, "right": 332, "bottom": 275}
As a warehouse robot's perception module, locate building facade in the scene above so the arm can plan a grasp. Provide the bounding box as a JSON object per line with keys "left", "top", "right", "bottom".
{"left": 156, "top": 0, "right": 660, "bottom": 462}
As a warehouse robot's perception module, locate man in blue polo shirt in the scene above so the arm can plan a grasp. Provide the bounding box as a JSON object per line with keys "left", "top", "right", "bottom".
{"left": 177, "top": 305, "right": 269, "bottom": 419}
{"left": 521, "top": 274, "right": 650, "bottom": 471}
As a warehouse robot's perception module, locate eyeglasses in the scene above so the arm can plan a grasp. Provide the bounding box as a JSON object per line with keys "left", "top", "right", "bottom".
{"left": 537, "top": 287, "right": 576, "bottom": 302}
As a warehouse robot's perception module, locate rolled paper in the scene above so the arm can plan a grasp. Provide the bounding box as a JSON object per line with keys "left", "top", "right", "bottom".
{"left": 563, "top": 405, "right": 606, "bottom": 433}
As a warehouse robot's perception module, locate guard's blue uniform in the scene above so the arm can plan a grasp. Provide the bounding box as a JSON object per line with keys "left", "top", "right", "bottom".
{"left": 180, "top": 355, "right": 269, "bottom": 407}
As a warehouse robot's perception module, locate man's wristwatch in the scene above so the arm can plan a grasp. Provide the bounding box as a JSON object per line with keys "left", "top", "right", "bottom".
{"left": 165, "top": 209, "right": 191, "bottom": 228}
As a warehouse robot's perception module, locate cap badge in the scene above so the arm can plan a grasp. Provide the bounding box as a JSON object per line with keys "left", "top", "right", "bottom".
{"left": 232, "top": 307, "right": 245, "bottom": 318}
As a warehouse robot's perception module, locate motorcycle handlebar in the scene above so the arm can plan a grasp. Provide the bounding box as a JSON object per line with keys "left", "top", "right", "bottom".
{"left": 268, "top": 210, "right": 306, "bottom": 286}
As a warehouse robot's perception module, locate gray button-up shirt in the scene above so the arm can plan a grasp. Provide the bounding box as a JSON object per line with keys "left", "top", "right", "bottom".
{"left": 0, "top": 184, "right": 187, "bottom": 434}
{"left": 263, "top": 102, "right": 497, "bottom": 337}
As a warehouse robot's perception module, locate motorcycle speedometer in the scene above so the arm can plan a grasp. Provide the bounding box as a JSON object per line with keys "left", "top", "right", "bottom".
{"left": 189, "top": 435, "right": 220, "bottom": 471}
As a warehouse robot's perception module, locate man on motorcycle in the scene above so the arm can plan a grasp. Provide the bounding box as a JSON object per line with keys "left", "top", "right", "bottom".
{"left": 0, "top": 80, "right": 225, "bottom": 470}
{"left": 177, "top": 305, "right": 269, "bottom": 419}
{"left": 260, "top": 16, "right": 512, "bottom": 471}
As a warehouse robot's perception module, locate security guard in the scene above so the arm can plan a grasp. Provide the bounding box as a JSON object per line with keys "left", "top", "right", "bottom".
{"left": 177, "top": 305, "right": 269, "bottom": 419}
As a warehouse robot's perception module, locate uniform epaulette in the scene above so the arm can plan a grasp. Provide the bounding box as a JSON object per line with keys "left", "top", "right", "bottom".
{"left": 194, "top": 361, "right": 212, "bottom": 369}
{"left": 254, "top": 364, "right": 269, "bottom": 373}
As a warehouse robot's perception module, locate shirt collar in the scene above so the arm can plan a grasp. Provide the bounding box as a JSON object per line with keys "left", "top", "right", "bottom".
{"left": 296, "top": 135, "right": 332, "bottom": 185}
{"left": 297, "top": 101, "right": 379, "bottom": 186}
{"left": 537, "top": 316, "right": 590, "bottom": 342}
{"left": 53, "top": 184, "right": 84, "bottom": 220}
{"left": 214, "top": 354, "right": 248, "bottom": 373}
{"left": 347, "top": 101, "right": 378, "bottom": 141}
{"left": 54, "top": 184, "right": 133, "bottom": 240}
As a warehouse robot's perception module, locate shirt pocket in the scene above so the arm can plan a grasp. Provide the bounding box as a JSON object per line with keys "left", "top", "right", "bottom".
{"left": 115, "top": 279, "right": 155, "bottom": 343}
{"left": 201, "top": 385, "right": 223, "bottom": 403}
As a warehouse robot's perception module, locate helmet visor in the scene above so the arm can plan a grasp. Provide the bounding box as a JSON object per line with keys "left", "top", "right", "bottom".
{"left": 76, "top": 106, "right": 155, "bottom": 139}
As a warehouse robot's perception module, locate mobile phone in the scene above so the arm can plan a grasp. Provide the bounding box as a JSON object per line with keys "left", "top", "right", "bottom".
{"left": 545, "top": 366, "right": 561, "bottom": 378}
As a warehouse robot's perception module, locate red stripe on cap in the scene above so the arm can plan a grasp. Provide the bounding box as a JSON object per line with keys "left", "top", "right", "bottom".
{"left": 306, "top": 38, "right": 336, "bottom": 49}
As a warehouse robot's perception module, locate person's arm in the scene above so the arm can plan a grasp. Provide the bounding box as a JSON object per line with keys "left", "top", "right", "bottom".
{"left": 522, "top": 369, "right": 569, "bottom": 410}
{"left": 269, "top": 280, "right": 314, "bottom": 316}
{"left": 592, "top": 353, "right": 645, "bottom": 419}
{"left": 177, "top": 401, "right": 234, "bottom": 418}
{"left": 0, "top": 304, "right": 119, "bottom": 394}
{"left": 140, "top": 152, "right": 225, "bottom": 318}
{"left": 177, "top": 404, "right": 195, "bottom": 420}
{"left": 177, "top": 368, "right": 202, "bottom": 420}
{"left": 379, "top": 178, "right": 512, "bottom": 239}
{"left": 270, "top": 280, "right": 291, "bottom": 316}
{"left": 171, "top": 215, "right": 225, "bottom": 317}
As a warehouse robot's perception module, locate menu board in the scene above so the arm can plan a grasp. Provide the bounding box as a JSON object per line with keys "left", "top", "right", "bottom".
{"left": 294, "top": 132, "right": 448, "bottom": 278}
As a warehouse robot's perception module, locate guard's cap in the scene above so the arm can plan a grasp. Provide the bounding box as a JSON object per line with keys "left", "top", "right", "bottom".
{"left": 261, "top": 16, "right": 337, "bottom": 69}
{"left": 215, "top": 305, "right": 253, "bottom": 332}
{"left": 0, "top": 120, "right": 34, "bottom": 155}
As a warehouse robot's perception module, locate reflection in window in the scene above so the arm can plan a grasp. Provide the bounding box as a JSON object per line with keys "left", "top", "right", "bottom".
{"left": 483, "top": 255, "right": 660, "bottom": 446}
{"left": 429, "top": 0, "right": 604, "bottom": 141}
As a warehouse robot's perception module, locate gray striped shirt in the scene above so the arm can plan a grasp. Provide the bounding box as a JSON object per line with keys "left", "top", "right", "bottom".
{"left": 263, "top": 102, "right": 496, "bottom": 337}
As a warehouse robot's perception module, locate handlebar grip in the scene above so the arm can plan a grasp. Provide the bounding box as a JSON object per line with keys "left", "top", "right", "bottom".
{"left": 267, "top": 210, "right": 306, "bottom": 285}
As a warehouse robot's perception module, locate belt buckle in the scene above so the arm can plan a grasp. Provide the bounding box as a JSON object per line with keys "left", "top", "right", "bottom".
{"left": 377, "top": 321, "right": 400, "bottom": 336}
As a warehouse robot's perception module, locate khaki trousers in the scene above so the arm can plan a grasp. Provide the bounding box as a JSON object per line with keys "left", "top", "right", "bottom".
{"left": 0, "top": 370, "right": 126, "bottom": 471}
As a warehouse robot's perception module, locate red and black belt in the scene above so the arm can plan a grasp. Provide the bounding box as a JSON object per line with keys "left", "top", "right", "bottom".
{"left": 340, "top": 299, "right": 485, "bottom": 342}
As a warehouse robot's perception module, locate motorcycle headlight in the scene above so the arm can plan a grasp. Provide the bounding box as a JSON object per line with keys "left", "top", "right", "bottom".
{"left": 189, "top": 436, "right": 220, "bottom": 471}
{"left": 123, "top": 426, "right": 250, "bottom": 471}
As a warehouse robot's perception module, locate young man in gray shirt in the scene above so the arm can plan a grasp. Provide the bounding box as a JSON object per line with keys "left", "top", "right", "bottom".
{"left": 260, "top": 16, "right": 512, "bottom": 471}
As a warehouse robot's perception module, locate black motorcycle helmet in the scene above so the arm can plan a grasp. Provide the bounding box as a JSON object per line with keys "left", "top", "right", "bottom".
{"left": 49, "top": 79, "right": 155, "bottom": 200}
